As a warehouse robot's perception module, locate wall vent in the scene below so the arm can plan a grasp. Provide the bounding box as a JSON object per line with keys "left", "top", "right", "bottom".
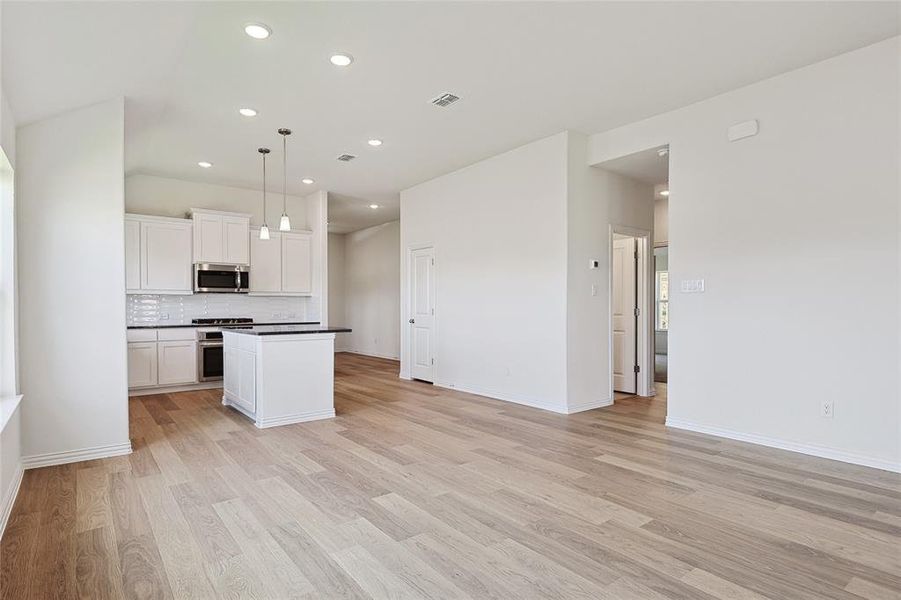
{"left": 336, "top": 154, "right": 356, "bottom": 162}
{"left": 430, "top": 93, "right": 460, "bottom": 107}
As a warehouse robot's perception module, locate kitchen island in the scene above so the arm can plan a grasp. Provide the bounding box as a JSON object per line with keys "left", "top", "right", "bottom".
{"left": 221, "top": 325, "right": 351, "bottom": 428}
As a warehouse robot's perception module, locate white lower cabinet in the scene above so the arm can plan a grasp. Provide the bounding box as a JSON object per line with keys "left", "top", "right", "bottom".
{"left": 157, "top": 341, "right": 198, "bottom": 385}
{"left": 127, "top": 343, "right": 158, "bottom": 388}
{"left": 127, "top": 329, "right": 198, "bottom": 389}
{"left": 224, "top": 344, "right": 256, "bottom": 414}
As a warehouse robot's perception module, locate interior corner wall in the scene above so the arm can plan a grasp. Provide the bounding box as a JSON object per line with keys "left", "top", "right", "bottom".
{"left": 327, "top": 233, "right": 349, "bottom": 351}
{"left": 654, "top": 197, "right": 669, "bottom": 246}
{"left": 400, "top": 132, "right": 569, "bottom": 412}
{"left": 308, "top": 191, "right": 328, "bottom": 325}
{"left": 17, "top": 98, "right": 130, "bottom": 463}
{"left": 588, "top": 37, "right": 900, "bottom": 471}
{"left": 343, "top": 221, "right": 400, "bottom": 360}
{"left": 565, "top": 131, "right": 654, "bottom": 413}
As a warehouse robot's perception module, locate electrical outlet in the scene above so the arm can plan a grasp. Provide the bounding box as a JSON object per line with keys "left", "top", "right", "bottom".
{"left": 160, "top": 313, "right": 169, "bottom": 320}
{"left": 822, "top": 400, "right": 834, "bottom": 418}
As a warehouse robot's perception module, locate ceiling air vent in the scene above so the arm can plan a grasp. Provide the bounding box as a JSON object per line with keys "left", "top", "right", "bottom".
{"left": 336, "top": 154, "right": 356, "bottom": 162}
{"left": 431, "top": 93, "right": 460, "bottom": 107}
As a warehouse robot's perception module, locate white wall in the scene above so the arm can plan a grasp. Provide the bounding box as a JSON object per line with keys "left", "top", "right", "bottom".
{"left": 343, "top": 221, "right": 400, "bottom": 360}
{"left": 401, "top": 133, "right": 569, "bottom": 411}
{"left": 327, "top": 233, "right": 349, "bottom": 351}
{"left": 566, "top": 131, "right": 654, "bottom": 412}
{"left": 654, "top": 197, "right": 668, "bottom": 246}
{"left": 125, "top": 173, "right": 310, "bottom": 230}
{"left": 17, "top": 99, "right": 131, "bottom": 465}
{"left": 589, "top": 37, "right": 900, "bottom": 471}
{"left": 0, "top": 81, "right": 21, "bottom": 538}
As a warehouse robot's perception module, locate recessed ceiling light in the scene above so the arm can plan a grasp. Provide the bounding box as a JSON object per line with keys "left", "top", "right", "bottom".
{"left": 301, "top": 178, "right": 314, "bottom": 185}
{"left": 238, "top": 108, "right": 258, "bottom": 117}
{"left": 330, "top": 53, "right": 353, "bottom": 67}
{"left": 198, "top": 161, "right": 213, "bottom": 168}
{"left": 660, "top": 189, "right": 670, "bottom": 196}
{"left": 244, "top": 23, "right": 271, "bottom": 39}
{"left": 369, "top": 204, "right": 379, "bottom": 209}
{"left": 367, "top": 139, "right": 383, "bottom": 147}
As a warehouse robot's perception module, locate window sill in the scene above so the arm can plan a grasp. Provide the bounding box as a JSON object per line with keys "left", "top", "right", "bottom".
{"left": 0, "top": 394, "right": 23, "bottom": 433}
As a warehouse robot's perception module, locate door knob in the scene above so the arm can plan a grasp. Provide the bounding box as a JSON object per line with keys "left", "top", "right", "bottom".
{"left": 409, "top": 318, "right": 415, "bottom": 324}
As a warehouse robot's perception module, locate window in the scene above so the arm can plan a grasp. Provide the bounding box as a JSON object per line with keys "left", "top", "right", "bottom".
{"left": 654, "top": 246, "right": 668, "bottom": 331}
{"left": 656, "top": 271, "right": 669, "bottom": 330}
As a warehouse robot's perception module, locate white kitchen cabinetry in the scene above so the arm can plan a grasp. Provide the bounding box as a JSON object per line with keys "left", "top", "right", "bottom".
{"left": 249, "top": 228, "right": 312, "bottom": 296}
{"left": 157, "top": 341, "right": 198, "bottom": 385}
{"left": 249, "top": 231, "right": 283, "bottom": 294}
{"left": 222, "top": 330, "right": 336, "bottom": 428}
{"left": 282, "top": 233, "right": 312, "bottom": 294}
{"left": 190, "top": 209, "right": 251, "bottom": 265}
{"left": 127, "top": 328, "right": 198, "bottom": 389}
{"left": 125, "top": 214, "right": 193, "bottom": 295}
{"left": 127, "top": 342, "right": 158, "bottom": 388}
{"left": 223, "top": 342, "right": 256, "bottom": 415}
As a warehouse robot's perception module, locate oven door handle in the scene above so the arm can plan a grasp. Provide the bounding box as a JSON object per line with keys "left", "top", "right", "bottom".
{"left": 198, "top": 341, "right": 224, "bottom": 347}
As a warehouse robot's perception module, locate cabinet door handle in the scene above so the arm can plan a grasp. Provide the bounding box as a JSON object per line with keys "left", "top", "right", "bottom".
{"left": 409, "top": 318, "right": 415, "bottom": 324}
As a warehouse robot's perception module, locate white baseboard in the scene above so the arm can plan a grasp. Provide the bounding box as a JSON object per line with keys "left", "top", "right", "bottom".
{"left": 342, "top": 350, "right": 400, "bottom": 361}
{"left": 22, "top": 441, "right": 133, "bottom": 470}
{"left": 256, "top": 409, "right": 336, "bottom": 428}
{"left": 0, "top": 461, "right": 23, "bottom": 540}
{"left": 665, "top": 417, "right": 901, "bottom": 474}
{"left": 434, "top": 380, "right": 568, "bottom": 414}
{"left": 129, "top": 382, "right": 223, "bottom": 396}
{"left": 566, "top": 397, "right": 614, "bottom": 414}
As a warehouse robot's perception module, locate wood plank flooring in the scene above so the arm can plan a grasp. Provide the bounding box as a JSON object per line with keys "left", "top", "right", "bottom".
{"left": 2, "top": 352, "right": 899, "bottom": 599}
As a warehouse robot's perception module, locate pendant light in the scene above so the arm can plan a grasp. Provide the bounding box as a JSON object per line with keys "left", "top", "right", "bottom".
{"left": 258, "top": 147, "right": 271, "bottom": 240}
{"left": 278, "top": 127, "right": 292, "bottom": 231}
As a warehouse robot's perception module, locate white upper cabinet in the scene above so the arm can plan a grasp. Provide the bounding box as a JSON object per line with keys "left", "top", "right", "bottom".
{"left": 282, "top": 233, "right": 312, "bottom": 294}
{"left": 223, "top": 216, "right": 250, "bottom": 265}
{"left": 250, "top": 231, "right": 283, "bottom": 294}
{"left": 190, "top": 209, "right": 251, "bottom": 265}
{"left": 249, "top": 228, "right": 312, "bottom": 296}
{"left": 125, "top": 215, "right": 192, "bottom": 295}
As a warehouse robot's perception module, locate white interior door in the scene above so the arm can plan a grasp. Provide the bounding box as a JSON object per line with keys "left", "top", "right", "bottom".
{"left": 409, "top": 247, "right": 436, "bottom": 382}
{"left": 613, "top": 237, "right": 637, "bottom": 393}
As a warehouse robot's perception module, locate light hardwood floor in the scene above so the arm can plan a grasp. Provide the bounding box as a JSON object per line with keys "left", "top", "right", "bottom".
{"left": 2, "top": 353, "right": 899, "bottom": 599}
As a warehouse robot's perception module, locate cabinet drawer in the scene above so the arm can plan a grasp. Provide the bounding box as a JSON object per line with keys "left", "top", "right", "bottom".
{"left": 126, "top": 329, "right": 158, "bottom": 342}
{"left": 157, "top": 328, "right": 196, "bottom": 342}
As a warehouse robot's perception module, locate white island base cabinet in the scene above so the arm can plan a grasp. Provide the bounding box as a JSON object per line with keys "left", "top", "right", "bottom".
{"left": 222, "top": 331, "right": 336, "bottom": 428}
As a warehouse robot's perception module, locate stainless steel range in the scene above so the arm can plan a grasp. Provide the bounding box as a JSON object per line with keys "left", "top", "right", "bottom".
{"left": 195, "top": 318, "right": 253, "bottom": 381}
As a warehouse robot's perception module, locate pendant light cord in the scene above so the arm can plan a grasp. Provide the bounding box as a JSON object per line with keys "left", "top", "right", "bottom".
{"left": 283, "top": 133, "right": 287, "bottom": 215}
{"left": 258, "top": 147, "right": 270, "bottom": 226}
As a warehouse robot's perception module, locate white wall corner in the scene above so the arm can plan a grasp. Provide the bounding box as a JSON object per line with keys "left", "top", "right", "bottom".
{"left": 21, "top": 441, "right": 133, "bottom": 470}
{"left": 0, "top": 461, "right": 23, "bottom": 539}
{"left": 666, "top": 417, "right": 901, "bottom": 474}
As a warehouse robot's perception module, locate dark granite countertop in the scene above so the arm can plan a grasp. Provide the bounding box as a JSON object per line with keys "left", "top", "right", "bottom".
{"left": 222, "top": 325, "right": 352, "bottom": 336}
{"left": 127, "top": 321, "right": 320, "bottom": 330}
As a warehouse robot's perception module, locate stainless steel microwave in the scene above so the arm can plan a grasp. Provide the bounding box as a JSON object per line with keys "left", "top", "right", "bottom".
{"left": 194, "top": 263, "right": 250, "bottom": 293}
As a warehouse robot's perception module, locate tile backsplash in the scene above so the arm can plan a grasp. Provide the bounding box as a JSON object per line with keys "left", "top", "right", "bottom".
{"left": 126, "top": 294, "right": 320, "bottom": 326}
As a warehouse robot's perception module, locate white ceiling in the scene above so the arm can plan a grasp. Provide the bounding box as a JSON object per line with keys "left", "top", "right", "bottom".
{"left": 3, "top": 2, "right": 898, "bottom": 232}
{"left": 600, "top": 146, "right": 669, "bottom": 186}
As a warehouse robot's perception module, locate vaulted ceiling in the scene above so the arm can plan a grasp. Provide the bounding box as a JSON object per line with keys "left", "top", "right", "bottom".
{"left": 3, "top": 1, "right": 897, "bottom": 231}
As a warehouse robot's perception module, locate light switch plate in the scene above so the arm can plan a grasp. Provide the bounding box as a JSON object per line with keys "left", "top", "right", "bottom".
{"left": 680, "top": 279, "right": 705, "bottom": 293}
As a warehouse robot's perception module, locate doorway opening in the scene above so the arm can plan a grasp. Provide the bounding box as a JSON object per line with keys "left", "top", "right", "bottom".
{"left": 609, "top": 227, "right": 652, "bottom": 399}
{"left": 599, "top": 144, "right": 669, "bottom": 405}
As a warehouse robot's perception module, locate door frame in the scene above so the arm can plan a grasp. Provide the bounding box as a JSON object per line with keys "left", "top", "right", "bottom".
{"left": 608, "top": 225, "right": 653, "bottom": 398}
{"left": 402, "top": 242, "right": 437, "bottom": 382}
